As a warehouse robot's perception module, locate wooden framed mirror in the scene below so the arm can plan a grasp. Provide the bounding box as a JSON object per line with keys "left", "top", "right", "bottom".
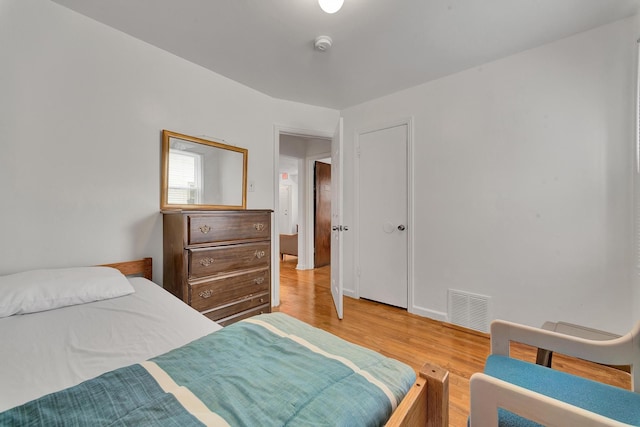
{"left": 161, "top": 130, "right": 247, "bottom": 210}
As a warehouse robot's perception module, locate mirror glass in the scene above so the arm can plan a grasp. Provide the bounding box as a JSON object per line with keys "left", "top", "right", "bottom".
{"left": 161, "top": 130, "right": 247, "bottom": 210}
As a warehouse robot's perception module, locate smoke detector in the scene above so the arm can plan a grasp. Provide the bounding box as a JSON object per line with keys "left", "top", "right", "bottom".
{"left": 314, "top": 35, "right": 333, "bottom": 52}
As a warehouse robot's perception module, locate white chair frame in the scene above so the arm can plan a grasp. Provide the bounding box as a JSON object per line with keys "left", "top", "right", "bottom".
{"left": 469, "top": 320, "right": 640, "bottom": 426}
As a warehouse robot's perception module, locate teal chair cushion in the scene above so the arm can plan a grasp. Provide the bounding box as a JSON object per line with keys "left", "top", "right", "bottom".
{"left": 483, "top": 354, "right": 640, "bottom": 426}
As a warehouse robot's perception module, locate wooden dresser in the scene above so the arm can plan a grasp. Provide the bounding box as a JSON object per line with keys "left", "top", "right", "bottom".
{"left": 163, "top": 210, "right": 272, "bottom": 326}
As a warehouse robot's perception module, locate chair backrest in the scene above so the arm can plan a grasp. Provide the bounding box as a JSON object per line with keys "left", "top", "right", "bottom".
{"left": 490, "top": 320, "right": 640, "bottom": 392}
{"left": 627, "top": 321, "right": 640, "bottom": 392}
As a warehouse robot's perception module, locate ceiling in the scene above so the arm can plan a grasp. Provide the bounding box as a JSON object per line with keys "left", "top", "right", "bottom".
{"left": 51, "top": 0, "right": 640, "bottom": 110}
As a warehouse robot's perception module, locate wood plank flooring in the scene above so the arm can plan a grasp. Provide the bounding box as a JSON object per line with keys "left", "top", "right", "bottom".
{"left": 275, "top": 256, "right": 631, "bottom": 427}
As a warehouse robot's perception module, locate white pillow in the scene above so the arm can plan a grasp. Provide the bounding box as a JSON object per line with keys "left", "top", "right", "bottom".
{"left": 0, "top": 266, "right": 135, "bottom": 318}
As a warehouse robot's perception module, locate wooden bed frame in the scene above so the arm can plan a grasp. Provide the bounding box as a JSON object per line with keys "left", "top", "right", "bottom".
{"left": 102, "top": 258, "right": 449, "bottom": 426}
{"left": 101, "top": 257, "right": 153, "bottom": 281}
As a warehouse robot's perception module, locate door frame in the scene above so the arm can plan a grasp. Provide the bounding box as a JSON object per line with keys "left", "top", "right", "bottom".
{"left": 354, "top": 117, "right": 415, "bottom": 312}
{"left": 273, "top": 125, "right": 334, "bottom": 307}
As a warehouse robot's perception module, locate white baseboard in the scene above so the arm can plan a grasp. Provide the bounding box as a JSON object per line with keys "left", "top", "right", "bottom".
{"left": 409, "top": 305, "right": 448, "bottom": 323}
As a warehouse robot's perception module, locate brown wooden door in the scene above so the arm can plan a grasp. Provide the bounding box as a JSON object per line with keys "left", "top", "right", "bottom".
{"left": 314, "top": 161, "right": 331, "bottom": 267}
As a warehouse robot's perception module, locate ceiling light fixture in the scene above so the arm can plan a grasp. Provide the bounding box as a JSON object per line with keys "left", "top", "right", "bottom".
{"left": 318, "top": 0, "right": 344, "bottom": 14}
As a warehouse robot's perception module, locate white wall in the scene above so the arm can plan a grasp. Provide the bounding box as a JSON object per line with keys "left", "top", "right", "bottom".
{"left": 3, "top": 0, "right": 638, "bottom": 335}
{"left": 342, "top": 16, "right": 638, "bottom": 334}
{"left": 0, "top": 0, "right": 338, "bottom": 282}
{"left": 633, "top": 12, "right": 640, "bottom": 325}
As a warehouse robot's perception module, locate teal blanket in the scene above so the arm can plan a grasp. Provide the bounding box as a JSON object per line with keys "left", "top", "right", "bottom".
{"left": 1, "top": 313, "right": 416, "bottom": 426}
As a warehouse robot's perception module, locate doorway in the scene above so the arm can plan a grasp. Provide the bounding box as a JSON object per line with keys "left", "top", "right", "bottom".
{"left": 274, "top": 129, "right": 333, "bottom": 307}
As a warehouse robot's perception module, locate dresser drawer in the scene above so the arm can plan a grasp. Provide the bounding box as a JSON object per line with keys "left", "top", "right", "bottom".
{"left": 201, "top": 294, "right": 270, "bottom": 323}
{"left": 215, "top": 304, "right": 271, "bottom": 327}
{"left": 188, "top": 212, "right": 270, "bottom": 245}
{"left": 189, "top": 242, "right": 270, "bottom": 279}
{"left": 189, "top": 268, "right": 270, "bottom": 311}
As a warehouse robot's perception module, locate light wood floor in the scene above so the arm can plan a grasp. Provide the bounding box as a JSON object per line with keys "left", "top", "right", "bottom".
{"left": 275, "top": 256, "right": 631, "bottom": 427}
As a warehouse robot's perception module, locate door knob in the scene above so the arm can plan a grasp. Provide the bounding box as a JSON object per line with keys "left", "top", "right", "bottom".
{"left": 397, "top": 225, "right": 406, "bottom": 231}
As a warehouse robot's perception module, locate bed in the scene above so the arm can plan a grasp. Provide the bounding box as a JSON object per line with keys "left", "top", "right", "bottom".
{"left": 0, "top": 258, "right": 448, "bottom": 426}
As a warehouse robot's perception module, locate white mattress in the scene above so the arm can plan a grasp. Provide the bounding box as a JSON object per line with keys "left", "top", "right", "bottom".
{"left": 0, "top": 277, "right": 221, "bottom": 411}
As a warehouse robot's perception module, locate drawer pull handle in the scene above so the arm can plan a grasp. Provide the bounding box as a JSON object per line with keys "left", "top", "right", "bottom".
{"left": 259, "top": 298, "right": 265, "bottom": 303}
{"left": 254, "top": 250, "right": 266, "bottom": 259}
{"left": 254, "top": 223, "right": 265, "bottom": 231}
{"left": 199, "top": 225, "right": 211, "bottom": 234}
{"left": 199, "top": 257, "right": 215, "bottom": 267}
{"left": 199, "top": 290, "right": 213, "bottom": 299}
{"left": 254, "top": 277, "right": 265, "bottom": 285}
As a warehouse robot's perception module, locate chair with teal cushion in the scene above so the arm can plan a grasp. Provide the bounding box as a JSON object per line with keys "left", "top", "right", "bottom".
{"left": 469, "top": 320, "right": 640, "bottom": 426}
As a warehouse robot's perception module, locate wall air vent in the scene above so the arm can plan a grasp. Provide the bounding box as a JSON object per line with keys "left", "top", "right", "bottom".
{"left": 448, "top": 289, "right": 491, "bottom": 333}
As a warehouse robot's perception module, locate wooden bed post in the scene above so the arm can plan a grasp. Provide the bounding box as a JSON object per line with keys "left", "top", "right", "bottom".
{"left": 423, "top": 363, "right": 449, "bottom": 427}
{"left": 385, "top": 362, "right": 449, "bottom": 427}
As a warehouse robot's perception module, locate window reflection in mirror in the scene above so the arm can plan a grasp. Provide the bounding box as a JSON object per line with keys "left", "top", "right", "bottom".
{"left": 168, "top": 147, "right": 203, "bottom": 204}
{"left": 161, "top": 130, "right": 247, "bottom": 210}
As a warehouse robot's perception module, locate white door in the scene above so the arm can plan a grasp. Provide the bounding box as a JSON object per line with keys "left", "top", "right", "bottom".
{"left": 279, "top": 185, "right": 292, "bottom": 234}
{"left": 330, "top": 118, "right": 344, "bottom": 319}
{"left": 358, "top": 124, "right": 408, "bottom": 308}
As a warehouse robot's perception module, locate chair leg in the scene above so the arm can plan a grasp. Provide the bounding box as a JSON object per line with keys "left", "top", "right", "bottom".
{"left": 535, "top": 348, "right": 553, "bottom": 367}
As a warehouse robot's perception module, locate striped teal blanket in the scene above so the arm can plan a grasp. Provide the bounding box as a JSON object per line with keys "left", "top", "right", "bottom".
{"left": 1, "top": 313, "right": 416, "bottom": 426}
